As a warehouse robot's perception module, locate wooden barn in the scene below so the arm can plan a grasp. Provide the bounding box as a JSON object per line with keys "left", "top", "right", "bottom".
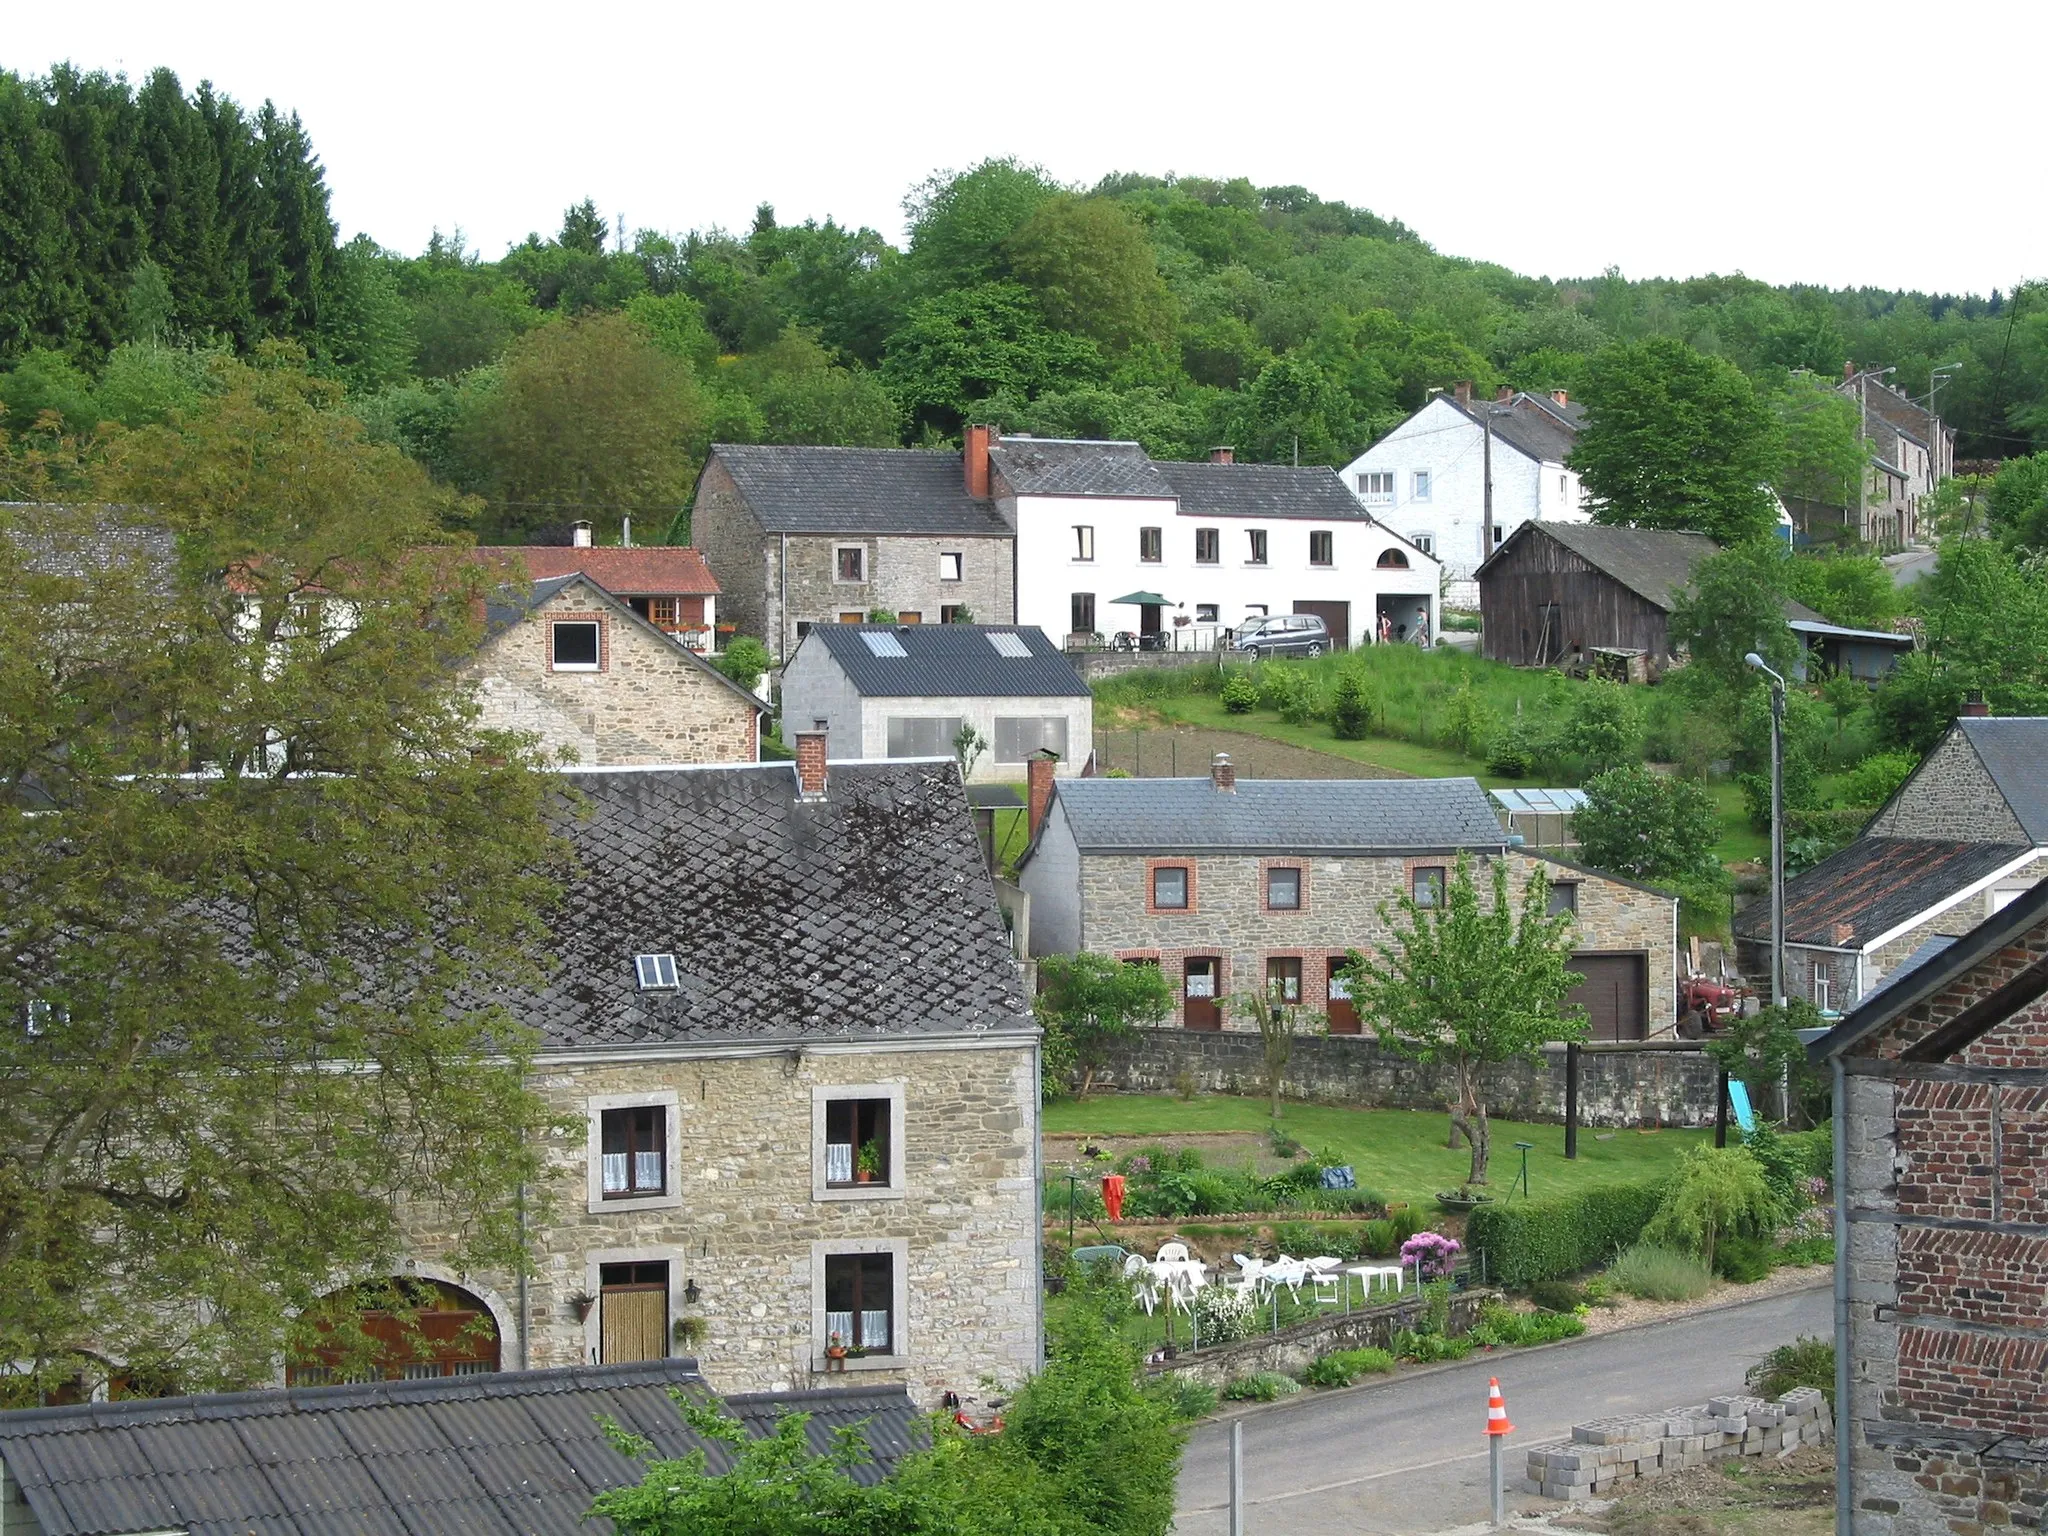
{"left": 1476, "top": 522, "right": 1820, "bottom": 673}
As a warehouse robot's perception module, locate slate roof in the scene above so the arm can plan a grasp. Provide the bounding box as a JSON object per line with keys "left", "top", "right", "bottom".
{"left": 0, "top": 1361, "right": 923, "bottom": 1536}
{"left": 3, "top": 504, "right": 180, "bottom": 587}
{"left": 1153, "top": 460, "right": 1373, "bottom": 521}
{"left": 707, "top": 445, "right": 1012, "bottom": 536}
{"left": 488, "top": 761, "right": 1032, "bottom": 1049}
{"left": 803, "top": 624, "right": 1089, "bottom": 698}
{"left": 1956, "top": 717, "right": 2048, "bottom": 844}
{"left": 1861, "top": 934, "right": 1957, "bottom": 1001}
{"left": 1039, "top": 775, "right": 1507, "bottom": 856}
{"left": 1732, "top": 836, "right": 2031, "bottom": 949}
{"left": 1441, "top": 394, "right": 1582, "bottom": 465}
{"left": 1480, "top": 522, "right": 1824, "bottom": 622}
{"left": 988, "top": 438, "right": 1174, "bottom": 499}
{"left": 472, "top": 544, "right": 721, "bottom": 596}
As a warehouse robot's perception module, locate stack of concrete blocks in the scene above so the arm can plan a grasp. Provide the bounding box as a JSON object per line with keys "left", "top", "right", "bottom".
{"left": 1524, "top": 1387, "right": 1832, "bottom": 1501}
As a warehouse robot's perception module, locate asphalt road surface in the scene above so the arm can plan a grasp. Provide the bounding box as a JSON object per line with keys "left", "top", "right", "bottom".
{"left": 1173, "top": 1284, "right": 1832, "bottom": 1534}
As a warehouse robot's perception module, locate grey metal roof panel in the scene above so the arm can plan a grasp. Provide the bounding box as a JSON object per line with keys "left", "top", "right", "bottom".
{"left": 708, "top": 445, "right": 1012, "bottom": 536}
{"left": 1052, "top": 775, "right": 1507, "bottom": 853}
{"left": 1787, "top": 619, "right": 1915, "bottom": 646}
{"left": 1957, "top": 717, "right": 2048, "bottom": 843}
{"left": 1152, "top": 461, "right": 1373, "bottom": 521}
{"left": 988, "top": 438, "right": 1175, "bottom": 499}
{"left": 805, "top": 623, "right": 1091, "bottom": 698}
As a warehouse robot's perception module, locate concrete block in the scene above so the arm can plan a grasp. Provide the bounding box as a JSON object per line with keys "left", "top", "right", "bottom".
{"left": 1542, "top": 1480, "right": 1594, "bottom": 1501}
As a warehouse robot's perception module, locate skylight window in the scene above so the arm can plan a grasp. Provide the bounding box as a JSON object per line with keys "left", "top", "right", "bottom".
{"left": 860, "top": 632, "right": 907, "bottom": 658}
{"left": 635, "top": 954, "right": 679, "bottom": 990}
{"left": 986, "top": 632, "right": 1032, "bottom": 659}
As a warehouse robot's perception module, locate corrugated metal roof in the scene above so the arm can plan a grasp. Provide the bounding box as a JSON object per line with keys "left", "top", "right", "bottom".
{"left": 0, "top": 1362, "right": 923, "bottom": 1536}
{"left": 1787, "top": 619, "right": 1916, "bottom": 647}
{"left": 802, "top": 624, "right": 1090, "bottom": 699}
{"left": 1048, "top": 775, "right": 1507, "bottom": 854}
{"left": 1490, "top": 788, "right": 1589, "bottom": 816}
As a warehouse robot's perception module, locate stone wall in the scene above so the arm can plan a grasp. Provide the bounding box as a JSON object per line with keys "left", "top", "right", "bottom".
{"left": 1095, "top": 1030, "right": 1719, "bottom": 1128}
{"left": 1524, "top": 1388, "right": 1833, "bottom": 1502}
{"left": 1145, "top": 1289, "right": 1494, "bottom": 1392}
{"left": 462, "top": 581, "right": 760, "bottom": 765}
{"left": 403, "top": 1041, "right": 1041, "bottom": 1408}
{"left": 1867, "top": 728, "right": 2028, "bottom": 843}
{"left": 1071, "top": 649, "right": 1222, "bottom": 681}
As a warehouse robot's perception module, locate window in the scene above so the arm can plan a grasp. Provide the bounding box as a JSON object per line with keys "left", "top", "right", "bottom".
{"left": 635, "top": 953, "right": 679, "bottom": 990}
{"left": 1070, "top": 592, "right": 1096, "bottom": 635}
{"left": 1560, "top": 474, "right": 1568, "bottom": 497}
{"left": 1309, "top": 530, "right": 1334, "bottom": 566}
{"left": 1377, "top": 548, "right": 1410, "bottom": 569}
{"left": 600, "top": 1106, "right": 667, "bottom": 1198}
{"left": 550, "top": 620, "right": 600, "bottom": 671}
{"left": 1266, "top": 956, "right": 1303, "bottom": 1004}
{"left": 940, "top": 605, "right": 967, "bottom": 624}
{"left": 1195, "top": 528, "right": 1220, "bottom": 564}
{"left": 1411, "top": 865, "right": 1446, "bottom": 908}
{"left": 822, "top": 1098, "right": 891, "bottom": 1189}
{"left": 1151, "top": 864, "right": 1190, "bottom": 910}
{"left": 939, "top": 551, "right": 963, "bottom": 582}
{"left": 835, "top": 546, "right": 867, "bottom": 583}
{"left": 24, "top": 998, "right": 63, "bottom": 1036}
{"left": 1139, "top": 526, "right": 1162, "bottom": 563}
{"left": 838, "top": 611, "right": 864, "bottom": 624}
{"left": 994, "top": 716, "right": 1070, "bottom": 762}
{"left": 860, "top": 631, "right": 908, "bottom": 658}
{"left": 1357, "top": 471, "right": 1394, "bottom": 499}
{"left": 1326, "top": 965, "right": 1351, "bottom": 1002}
{"left": 1411, "top": 471, "right": 1432, "bottom": 502}
{"left": 599, "top": 1261, "right": 669, "bottom": 1364}
{"left": 1246, "top": 529, "right": 1268, "bottom": 565}
{"left": 795, "top": 621, "right": 814, "bottom": 639}
{"left": 1244, "top": 604, "right": 1268, "bottom": 617}
{"left": 899, "top": 611, "right": 923, "bottom": 624}
{"left": 986, "top": 631, "right": 1033, "bottom": 659}
{"left": 1491, "top": 526, "right": 1504, "bottom": 548}
{"left": 885, "top": 716, "right": 961, "bottom": 757}
{"left": 1195, "top": 603, "right": 1219, "bottom": 623}
{"left": 1411, "top": 532, "right": 1434, "bottom": 556}
{"left": 823, "top": 1251, "right": 895, "bottom": 1355}
{"left": 647, "top": 596, "right": 681, "bottom": 629}
{"left": 1548, "top": 882, "right": 1580, "bottom": 917}
{"left": 1266, "top": 865, "right": 1302, "bottom": 911}
{"left": 1073, "top": 525, "right": 1095, "bottom": 561}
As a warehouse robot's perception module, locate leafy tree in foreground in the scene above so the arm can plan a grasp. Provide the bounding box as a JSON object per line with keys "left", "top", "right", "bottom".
{"left": 1034, "top": 952, "right": 1173, "bottom": 1098}
{"left": 1344, "top": 855, "right": 1585, "bottom": 1184}
{"left": 1231, "top": 987, "right": 1325, "bottom": 1120}
{"left": 1572, "top": 336, "right": 1782, "bottom": 544}
{"left": 0, "top": 351, "right": 563, "bottom": 1402}
{"left": 1574, "top": 764, "right": 1721, "bottom": 883}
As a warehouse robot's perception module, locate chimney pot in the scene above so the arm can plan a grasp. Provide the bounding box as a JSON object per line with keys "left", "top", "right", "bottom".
{"left": 794, "top": 727, "right": 828, "bottom": 797}
{"left": 1551, "top": 388, "right": 1569, "bottom": 406}
{"left": 1209, "top": 445, "right": 1235, "bottom": 465}
{"left": 1211, "top": 752, "right": 1235, "bottom": 792}
{"left": 1962, "top": 690, "right": 1990, "bottom": 718}
{"left": 1453, "top": 381, "right": 1473, "bottom": 407}
{"left": 964, "top": 424, "right": 996, "bottom": 499}
{"left": 621, "top": 514, "right": 633, "bottom": 548}
{"left": 1026, "top": 750, "right": 1058, "bottom": 841}
{"left": 571, "top": 520, "right": 593, "bottom": 548}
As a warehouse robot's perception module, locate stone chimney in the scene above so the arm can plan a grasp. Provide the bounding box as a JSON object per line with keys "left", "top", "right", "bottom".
{"left": 1551, "top": 389, "right": 1570, "bottom": 406}
{"left": 1496, "top": 385, "right": 1514, "bottom": 403}
{"left": 1962, "top": 690, "right": 1990, "bottom": 718}
{"left": 964, "top": 424, "right": 997, "bottom": 498}
{"left": 1209, "top": 445, "right": 1235, "bottom": 465}
{"left": 795, "top": 720, "right": 829, "bottom": 798}
{"left": 1453, "top": 381, "right": 1473, "bottom": 407}
{"left": 571, "top": 520, "right": 593, "bottom": 548}
{"left": 1026, "top": 750, "right": 1058, "bottom": 841}
{"left": 1211, "top": 752, "right": 1235, "bottom": 792}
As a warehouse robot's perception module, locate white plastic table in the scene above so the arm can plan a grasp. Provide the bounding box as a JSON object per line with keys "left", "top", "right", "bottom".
{"left": 1346, "top": 1263, "right": 1406, "bottom": 1302}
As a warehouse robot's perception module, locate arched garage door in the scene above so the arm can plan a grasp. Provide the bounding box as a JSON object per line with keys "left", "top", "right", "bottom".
{"left": 1569, "top": 952, "right": 1648, "bottom": 1042}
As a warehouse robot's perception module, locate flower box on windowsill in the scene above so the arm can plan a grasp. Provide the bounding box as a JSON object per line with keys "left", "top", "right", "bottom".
{"left": 811, "top": 1351, "right": 906, "bottom": 1374}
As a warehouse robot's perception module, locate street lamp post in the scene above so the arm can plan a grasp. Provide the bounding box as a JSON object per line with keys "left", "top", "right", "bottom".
{"left": 1745, "top": 653, "right": 1788, "bottom": 1011}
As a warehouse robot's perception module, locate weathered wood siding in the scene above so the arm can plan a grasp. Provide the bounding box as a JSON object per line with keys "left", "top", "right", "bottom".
{"left": 1479, "top": 532, "right": 1674, "bottom": 665}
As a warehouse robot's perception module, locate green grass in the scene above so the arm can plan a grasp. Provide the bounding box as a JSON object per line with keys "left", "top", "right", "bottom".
{"left": 1706, "top": 781, "right": 1769, "bottom": 864}
{"left": 1042, "top": 1094, "right": 1706, "bottom": 1213}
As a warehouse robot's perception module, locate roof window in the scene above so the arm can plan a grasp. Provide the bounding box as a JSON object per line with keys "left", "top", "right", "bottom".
{"left": 986, "top": 632, "right": 1032, "bottom": 659}
{"left": 860, "top": 632, "right": 908, "bottom": 658}
{"left": 635, "top": 954, "right": 679, "bottom": 990}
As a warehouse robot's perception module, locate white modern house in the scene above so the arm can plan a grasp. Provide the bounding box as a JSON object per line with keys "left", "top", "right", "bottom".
{"left": 1339, "top": 385, "right": 1588, "bottom": 606}
{"left": 980, "top": 432, "right": 1441, "bottom": 652}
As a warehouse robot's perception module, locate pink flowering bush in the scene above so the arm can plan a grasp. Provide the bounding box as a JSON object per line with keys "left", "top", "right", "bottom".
{"left": 1401, "top": 1230, "right": 1461, "bottom": 1280}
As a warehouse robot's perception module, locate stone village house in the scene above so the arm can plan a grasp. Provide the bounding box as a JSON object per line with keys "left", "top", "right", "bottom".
{"left": 1809, "top": 876, "right": 2048, "bottom": 1535}
{"left": 1015, "top": 755, "right": 1678, "bottom": 1042}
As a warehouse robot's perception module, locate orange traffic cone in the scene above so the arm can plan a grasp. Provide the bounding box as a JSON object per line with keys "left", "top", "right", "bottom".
{"left": 1485, "top": 1377, "right": 1515, "bottom": 1436}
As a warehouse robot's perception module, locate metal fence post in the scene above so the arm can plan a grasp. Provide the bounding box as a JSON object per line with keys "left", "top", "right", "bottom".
{"left": 1229, "top": 1419, "right": 1245, "bottom": 1536}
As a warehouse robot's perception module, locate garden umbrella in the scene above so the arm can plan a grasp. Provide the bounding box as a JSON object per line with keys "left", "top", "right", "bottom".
{"left": 1109, "top": 591, "right": 1172, "bottom": 606}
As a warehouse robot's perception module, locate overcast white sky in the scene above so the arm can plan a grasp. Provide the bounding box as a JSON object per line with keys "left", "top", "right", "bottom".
{"left": 10, "top": 0, "right": 2042, "bottom": 296}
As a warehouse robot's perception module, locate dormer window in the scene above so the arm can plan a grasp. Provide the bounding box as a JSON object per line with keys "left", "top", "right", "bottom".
{"left": 635, "top": 953, "right": 679, "bottom": 990}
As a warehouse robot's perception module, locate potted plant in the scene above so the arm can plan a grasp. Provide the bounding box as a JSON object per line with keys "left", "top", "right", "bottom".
{"left": 825, "top": 1332, "right": 847, "bottom": 1371}
{"left": 1435, "top": 1186, "right": 1495, "bottom": 1212}
{"left": 568, "top": 1292, "right": 596, "bottom": 1323}
{"left": 672, "top": 1315, "right": 708, "bottom": 1349}
{"left": 855, "top": 1141, "right": 884, "bottom": 1184}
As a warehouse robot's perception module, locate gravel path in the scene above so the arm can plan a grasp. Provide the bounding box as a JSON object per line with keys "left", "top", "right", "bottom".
{"left": 1579, "top": 1262, "right": 1832, "bottom": 1336}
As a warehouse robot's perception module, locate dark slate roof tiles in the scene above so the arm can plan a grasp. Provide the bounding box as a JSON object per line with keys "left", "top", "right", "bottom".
{"left": 1732, "top": 836, "right": 2030, "bottom": 948}
{"left": 709, "top": 445, "right": 1012, "bottom": 536}
{"left": 988, "top": 438, "right": 1176, "bottom": 499}
{"left": 1956, "top": 717, "right": 2048, "bottom": 843}
{"left": 804, "top": 623, "right": 1090, "bottom": 698}
{"left": 1048, "top": 775, "right": 1508, "bottom": 854}
{"left": 1152, "top": 460, "right": 1372, "bottom": 521}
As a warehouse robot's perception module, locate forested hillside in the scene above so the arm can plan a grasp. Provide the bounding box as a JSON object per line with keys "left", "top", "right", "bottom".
{"left": 4, "top": 64, "right": 2047, "bottom": 547}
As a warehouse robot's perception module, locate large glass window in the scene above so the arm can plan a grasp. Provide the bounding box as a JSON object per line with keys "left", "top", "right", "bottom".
{"left": 551, "top": 621, "right": 600, "bottom": 671}
{"left": 994, "top": 717, "right": 1069, "bottom": 763}
{"left": 600, "top": 1106, "right": 666, "bottom": 1198}
{"left": 823, "top": 1099, "right": 891, "bottom": 1189}
{"left": 884, "top": 716, "right": 962, "bottom": 758}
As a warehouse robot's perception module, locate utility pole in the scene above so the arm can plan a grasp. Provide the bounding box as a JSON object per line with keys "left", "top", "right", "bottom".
{"left": 1746, "top": 653, "right": 1789, "bottom": 1009}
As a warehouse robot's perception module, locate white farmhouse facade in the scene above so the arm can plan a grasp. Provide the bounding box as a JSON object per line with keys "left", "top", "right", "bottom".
{"left": 1340, "top": 387, "right": 1588, "bottom": 606}
{"left": 982, "top": 434, "right": 1441, "bottom": 652}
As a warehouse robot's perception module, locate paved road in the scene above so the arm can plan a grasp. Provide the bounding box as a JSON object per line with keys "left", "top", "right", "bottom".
{"left": 1885, "top": 547, "right": 1939, "bottom": 587}
{"left": 1173, "top": 1285, "right": 1831, "bottom": 1534}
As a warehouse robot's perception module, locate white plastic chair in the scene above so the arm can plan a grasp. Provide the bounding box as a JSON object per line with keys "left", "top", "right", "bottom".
{"left": 1224, "top": 1255, "right": 1266, "bottom": 1296}
{"left": 1155, "top": 1241, "right": 1191, "bottom": 1263}
{"left": 1122, "top": 1253, "right": 1160, "bottom": 1315}
{"left": 1306, "top": 1256, "right": 1345, "bottom": 1306}
{"left": 1264, "top": 1257, "right": 1310, "bottom": 1302}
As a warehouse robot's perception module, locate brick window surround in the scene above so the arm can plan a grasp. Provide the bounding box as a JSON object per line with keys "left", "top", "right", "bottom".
{"left": 1146, "top": 859, "right": 1197, "bottom": 915}
{"left": 1264, "top": 951, "right": 1307, "bottom": 1004}
{"left": 547, "top": 613, "right": 610, "bottom": 674}
{"left": 1260, "top": 860, "right": 1308, "bottom": 914}
{"left": 1404, "top": 856, "right": 1450, "bottom": 907}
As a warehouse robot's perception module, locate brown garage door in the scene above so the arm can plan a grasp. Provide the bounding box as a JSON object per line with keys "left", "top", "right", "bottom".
{"left": 1569, "top": 952, "right": 1647, "bottom": 1042}
{"left": 1293, "top": 601, "right": 1349, "bottom": 651}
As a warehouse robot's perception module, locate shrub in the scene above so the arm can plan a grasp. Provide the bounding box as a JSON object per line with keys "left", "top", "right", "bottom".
{"left": 1303, "top": 1347, "right": 1395, "bottom": 1387}
{"left": 717, "top": 636, "right": 773, "bottom": 691}
{"left": 1222, "top": 1371, "right": 1299, "bottom": 1402}
{"left": 1400, "top": 1231, "right": 1461, "bottom": 1280}
{"left": 1780, "top": 1125, "right": 1833, "bottom": 1180}
{"left": 1738, "top": 1123, "right": 1808, "bottom": 1214}
{"left": 1747, "top": 1336, "right": 1835, "bottom": 1407}
{"left": 1140, "top": 1372, "right": 1218, "bottom": 1422}
{"left": 1466, "top": 1179, "right": 1669, "bottom": 1287}
{"left": 1220, "top": 670, "right": 1260, "bottom": 714}
{"left": 1355, "top": 1219, "right": 1399, "bottom": 1259}
{"left": 1393, "top": 1330, "right": 1473, "bottom": 1363}
{"left": 1644, "top": 1146, "right": 1783, "bottom": 1269}
{"left": 1607, "top": 1242, "right": 1714, "bottom": 1302}
{"left": 1559, "top": 679, "right": 1640, "bottom": 775}
{"left": 1485, "top": 716, "right": 1545, "bottom": 778}
{"left": 1470, "top": 1304, "right": 1587, "bottom": 1348}
{"left": 1272, "top": 1221, "right": 1323, "bottom": 1259}
{"left": 1528, "top": 1280, "right": 1586, "bottom": 1313}
{"left": 1329, "top": 671, "right": 1373, "bottom": 739}
{"left": 1192, "top": 1284, "right": 1258, "bottom": 1344}
{"left": 1777, "top": 1234, "right": 1836, "bottom": 1267}
{"left": 1438, "top": 681, "right": 1494, "bottom": 757}
{"left": 1713, "top": 1233, "right": 1776, "bottom": 1284}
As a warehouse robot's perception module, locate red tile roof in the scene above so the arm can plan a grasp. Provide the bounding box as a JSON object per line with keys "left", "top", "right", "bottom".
{"left": 472, "top": 546, "right": 720, "bottom": 596}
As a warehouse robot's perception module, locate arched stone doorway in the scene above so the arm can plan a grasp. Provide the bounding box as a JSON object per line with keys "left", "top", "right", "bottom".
{"left": 288, "top": 1278, "right": 501, "bottom": 1385}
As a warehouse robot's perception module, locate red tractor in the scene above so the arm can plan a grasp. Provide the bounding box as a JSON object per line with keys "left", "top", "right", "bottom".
{"left": 1678, "top": 975, "right": 1746, "bottom": 1035}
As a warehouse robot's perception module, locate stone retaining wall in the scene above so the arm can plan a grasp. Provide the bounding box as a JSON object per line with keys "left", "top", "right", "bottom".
{"left": 1071, "top": 650, "right": 1219, "bottom": 682}
{"left": 1098, "top": 1031, "right": 1718, "bottom": 1129}
{"left": 1144, "top": 1289, "right": 1494, "bottom": 1392}
{"left": 1524, "top": 1387, "right": 1833, "bottom": 1501}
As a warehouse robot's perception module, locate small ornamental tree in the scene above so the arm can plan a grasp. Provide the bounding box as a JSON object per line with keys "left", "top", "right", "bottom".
{"left": 1034, "top": 953, "right": 1173, "bottom": 1097}
{"left": 1231, "top": 987, "right": 1326, "bottom": 1119}
{"left": 1343, "top": 855, "right": 1586, "bottom": 1185}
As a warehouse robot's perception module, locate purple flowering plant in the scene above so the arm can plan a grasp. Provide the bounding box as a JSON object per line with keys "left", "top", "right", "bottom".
{"left": 1400, "top": 1230, "right": 1461, "bottom": 1280}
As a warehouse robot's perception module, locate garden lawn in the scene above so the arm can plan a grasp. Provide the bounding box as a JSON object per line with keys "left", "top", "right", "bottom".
{"left": 1042, "top": 1094, "right": 1706, "bottom": 1212}
{"left": 1706, "top": 780, "right": 1769, "bottom": 865}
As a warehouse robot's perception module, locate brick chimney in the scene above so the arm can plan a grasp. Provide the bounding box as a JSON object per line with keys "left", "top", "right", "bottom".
{"left": 1211, "top": 752, "right": 1235, "bottom": 792}
{"left": 794, "top": 720, "right": 828, "bottom": 798}
{"left": 1026, "top": 749, "right": 1057, "bottom": 841}
{"left": 1453, "top": 381, "right": 1473, "bottom": 407}
{"left": 1551, "top": 389, "right": 1570, "bottom": 406}
{"left": 1209, "top": 445, "right": 1235, "bottom": 464}
{"left": 1496, "top": 385, "right": 1513, "bottom": 403}
{"left": 1962, "top": 690, "right": 1990, "bottom": 718}
{"left": 964, "top": 424, "right": 996, "bottom": 498}
{"left": 1843, "top": 360, "right": 1858, "bottom": 383}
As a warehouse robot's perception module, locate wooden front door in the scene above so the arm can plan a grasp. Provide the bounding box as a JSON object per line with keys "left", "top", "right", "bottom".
{"left": 600, "top": 1263, "right": 668, "bottom": 1363}
{"left": 1183, "top": 958, "right": 1222, "bottom": 1030}
{"left": 1325, "top": 955, "right": 1360, "bottom": 1034}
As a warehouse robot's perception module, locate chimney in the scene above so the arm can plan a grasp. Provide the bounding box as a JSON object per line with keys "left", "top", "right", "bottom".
{"left": 1551, "top": 389, "right": 1569, "bottom": 406}
{"left": 1496, "top": 385, "right": 1513, "bottom": 403}
{"left": 795, "top": 720, "right": 828, "bottom": 798}
{"left": 1026, "top": 749, "right": 1057, "bottom": 842}
{"left": 1211, "top": 752, "right": 1235, "bottom": 792}
{"left": 621, "top": 514, "right": 633, "bottom": 548}
{"left": 964, "top": 424, "right": 996, "bottom": 499}
{"left": 1962, "top": 690, "right": 1990, "bottom": 718}
{"left": 1843, "top": 360, "right": 1858, "bottom": 383}
{"left": 571, "top": 520, "right": 593, "bottom": 548}
{"left": 1209, "top": 445, "right": 1235, "bottom": 465}
{"left": 1453, "top": 381, "right": 1473, "bottom": 407}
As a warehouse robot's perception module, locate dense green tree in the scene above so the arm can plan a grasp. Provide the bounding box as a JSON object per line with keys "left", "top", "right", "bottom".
{"left": 0, "top": 348, "right": 98, "bottom": 432}
{"left": 1034, "top": 951, "right": 1173, "bottom": 1097}
{"left": 1006, "top": 196, "right": 1177, "bottom": 355}
{"left": 904, "top": 159, "right": 1060, "bottom": 290}
{"left": 1668, "top": 542, "right": 1800, "bottom": 699}
{"left": 1232, "top": 354, "right": 1352, "bottom": 464}
{"left": 94, "top": 340, "right": 221, "bottom": 428}
{"left": 318, "top": 236, "right": 415, "bottom": 394}
{"left": 1768, "top": 369, "right": 1865, "bottom": 510}
{"left": 1572, "top": 337, "right": 1784, "bottom": 543}
{"left": 722, "top": 329, "right": 900, "bottom": 446}
{"left": 880, "top": 283, "right": 1101, "bottom": 436}
{"left": 1574, "top": 765, "right": 1723, "bottom": 883}
{"left": 1872, "top": 537, "right": 2048, "bottom": 751}
{"left": 1780, "top": 548, "right": 1899, "bottom": 630}
{"left": 1987, "top": 453, "right": 2048, "bottom": 552}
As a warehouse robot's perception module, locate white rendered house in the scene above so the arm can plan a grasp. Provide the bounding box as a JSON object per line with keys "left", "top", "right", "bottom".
{"left": 978, "top": 433, "right": 1441, "bottom": 652}
{"left": 1340, "top": 386, "right": 1588, "bottom": 606}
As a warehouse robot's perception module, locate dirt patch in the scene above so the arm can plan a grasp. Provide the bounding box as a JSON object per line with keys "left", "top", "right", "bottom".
{"left": 1554, "top": 1445, "right": 1835, "bottom": 1536}
{"left": 1579, "top": 1264, "right": 1831, "bottom": 1336}
{"left": 1085, "top": 722, "right": 1413, "bottom": 780}
{"left": 1043, "top": 1130, "right": 1281, "bottom": 1176}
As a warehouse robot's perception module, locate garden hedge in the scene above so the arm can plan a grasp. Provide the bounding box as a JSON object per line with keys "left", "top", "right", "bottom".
{"left": 1467, "top": 1178, "right": 1670, "bottom": 1287}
